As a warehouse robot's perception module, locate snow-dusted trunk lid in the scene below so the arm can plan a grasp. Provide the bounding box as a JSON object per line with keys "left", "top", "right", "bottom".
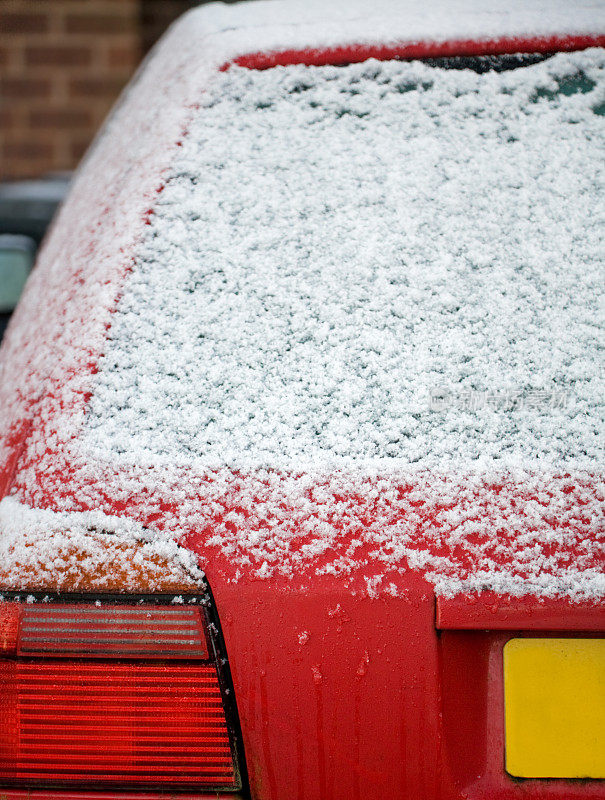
{"left": 0, "top": 3, "right": 603, "bottom": 600}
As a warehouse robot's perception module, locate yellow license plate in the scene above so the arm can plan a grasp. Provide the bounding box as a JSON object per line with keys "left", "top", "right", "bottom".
{"left": 504, "top": 638, "right": 605, "bottom": 778}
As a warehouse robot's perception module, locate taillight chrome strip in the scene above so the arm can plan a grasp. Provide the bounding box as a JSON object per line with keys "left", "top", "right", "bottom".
{"left": 22, "top": 621, "right": 200, "bottom": 628}
{"left": 9, "top": 603, "right": 210, "bottom": 659}
{"left": 21, "top": 636, "right": 199, "bottom": 653}
{"left": 23, "top": 603, "right": 199, "bottom": 619}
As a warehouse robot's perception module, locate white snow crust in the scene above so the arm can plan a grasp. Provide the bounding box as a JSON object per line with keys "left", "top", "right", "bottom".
{"left": 0, "top": 497, "right": 203, "bottom": 591}
{"left": 178, "top": 0, "right": 605, "bottom": 68}
{"left": 83, "top": 53, "right": 605, "bottom": 471}
{"left": 0, "top": 0, "right": 603, "bottom": 599}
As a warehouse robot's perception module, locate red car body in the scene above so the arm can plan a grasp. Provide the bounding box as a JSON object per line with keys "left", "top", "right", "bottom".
{"left": 0, "top": 2, "right": 603, "bottom": 799}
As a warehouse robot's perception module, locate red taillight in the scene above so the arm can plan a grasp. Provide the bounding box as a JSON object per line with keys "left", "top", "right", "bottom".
{"left": 0, "top": 598, "right": 240, "bottom": 791}
{"left": 0, "top": 604, "right": 19, "bottom": 655}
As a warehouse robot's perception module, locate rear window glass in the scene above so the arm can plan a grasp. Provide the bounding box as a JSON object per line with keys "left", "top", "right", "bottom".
{"left": 83, "top": 50, "right": 604, "bottom": 469}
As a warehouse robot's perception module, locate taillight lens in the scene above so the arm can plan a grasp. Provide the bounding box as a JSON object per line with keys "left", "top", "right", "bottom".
{"left": 0, "top": 598, "right": 240, "bottom": 790}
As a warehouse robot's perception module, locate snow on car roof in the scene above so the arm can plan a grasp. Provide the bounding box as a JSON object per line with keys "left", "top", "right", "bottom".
{"left": 0, "top": 0, "right": 603, "bottom": 598}
{"left": 178, "top": 0, "right": 605, "bottom": 65}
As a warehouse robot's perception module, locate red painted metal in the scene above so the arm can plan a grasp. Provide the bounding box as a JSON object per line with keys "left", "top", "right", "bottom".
{"left": 205, "top": 577, "right": 605, "bottom": 800}
{"left": 440, "top": 629, "right": 605, "bottom": 799}
{"left": 437, "top": 593, "right": 605, "bottom": 631}
{"left": 224, "top": 34, "right": 605, "bottom": 71}
{"left": 0, "top": 793, "right": 241, "bottom": 800}
{"left": 0, "top": 418, "right": 32, "bottom": 500}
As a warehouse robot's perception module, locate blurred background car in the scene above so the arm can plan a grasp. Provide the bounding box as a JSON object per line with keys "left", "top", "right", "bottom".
{"left": 0, "top": 174, "right": 70, "bottom": 338}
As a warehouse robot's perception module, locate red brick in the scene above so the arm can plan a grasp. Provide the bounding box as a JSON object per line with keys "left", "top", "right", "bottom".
{"left": 29, "top": 107, "right": 92, "bottom": 128}
{"left": 88, "top": 101, "right": 117, "bottom": 128}
{"left": 1, "top": 77, "right": 51, "bottom": 99}
{"left": 69, "top": 75, "right": 127, "bottom": 98}
{"left": 65, "top": 12, "right": 136, "bottom": 35}
{"left": 0, "top": 107, "right": 15, "bottom": 128}
{"left": 25, "top": 45, "right": 91, "bottom": 67}
{"left": 2, "top": 160, "right": 54, "bottom": 180}
{"left": 70, "top": 137, "right": 93, "bottom": 162}
{"left": 3, "top": 141, "right": 54, "bottom": 161}
{"left": 107, "top": 44, "right": 140, "bottom": 70}
{"left": 1, "top": 12, "right": 49, "bottom": 34}
{"left": 2, "top": 0, "right": 148, "bottom": 180}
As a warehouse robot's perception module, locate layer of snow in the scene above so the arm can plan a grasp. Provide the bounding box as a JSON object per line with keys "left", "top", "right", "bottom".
{"left": 0, "top": 497, "right": 204, "bottom": 591}
{"left": 2, "top": 466, "right": 604, "bottom": 599}
{"left": 84, "top": 53, "right": 605, "bottom": 470}
{"left": 187, "top": 0, "right": 605, "bottom": 67}
{"left": 0, "top": 1, "right": 603, "bottom": 599}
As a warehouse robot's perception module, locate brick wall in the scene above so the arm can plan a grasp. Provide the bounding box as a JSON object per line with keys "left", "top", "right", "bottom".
{"left": 1, "top": 0, "right": 171, "bottom": 180}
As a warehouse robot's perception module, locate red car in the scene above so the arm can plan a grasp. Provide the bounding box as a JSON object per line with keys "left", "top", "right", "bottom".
{"left": 0, "top": 2, "right": 603, "bottom": 798}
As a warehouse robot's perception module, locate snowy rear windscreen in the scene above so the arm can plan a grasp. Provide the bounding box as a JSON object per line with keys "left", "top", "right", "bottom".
{"left": 83, "top": 52, "right": 605, "bottom": 470}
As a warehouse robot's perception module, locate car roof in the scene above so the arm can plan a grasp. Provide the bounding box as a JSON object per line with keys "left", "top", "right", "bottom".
{"left": 182, "top": 0, "right": 605, "bottom": 70}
